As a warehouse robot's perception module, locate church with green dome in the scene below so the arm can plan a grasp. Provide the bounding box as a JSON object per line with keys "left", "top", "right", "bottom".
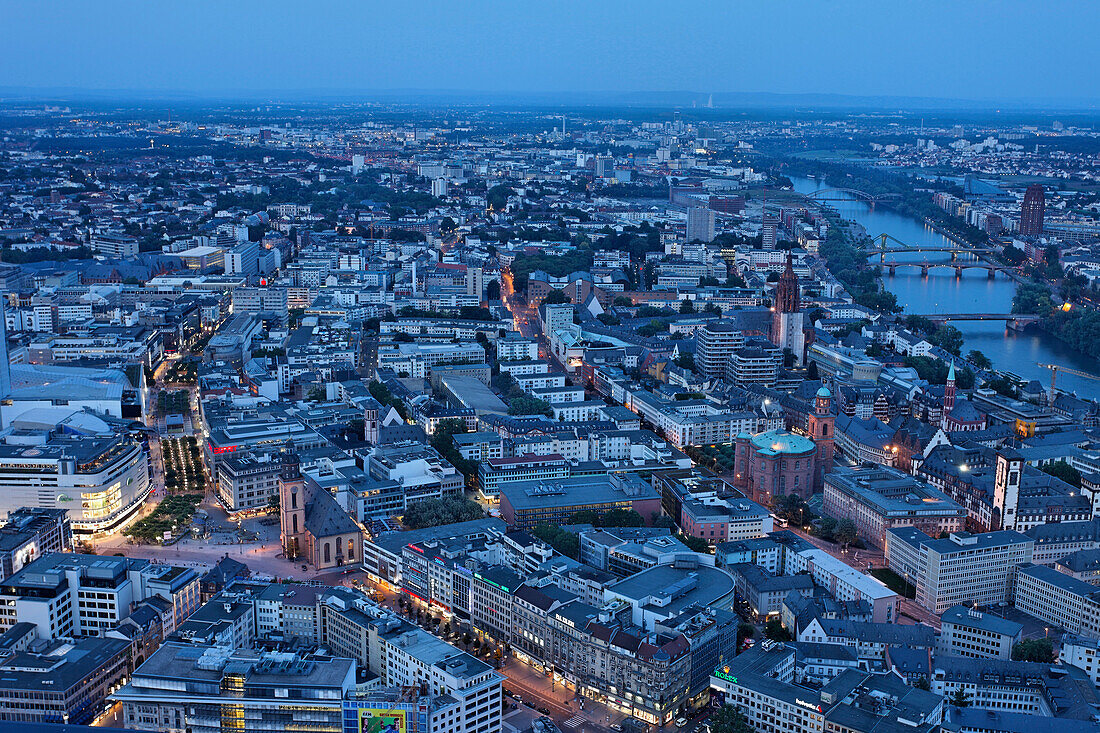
{"left": 730, "top": 387, "right": 835, "bottom": 505}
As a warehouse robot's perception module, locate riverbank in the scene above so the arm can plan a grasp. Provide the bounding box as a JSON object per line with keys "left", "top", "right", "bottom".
{"left": 790, "top": 175, "right": 1100, "bottom": 393}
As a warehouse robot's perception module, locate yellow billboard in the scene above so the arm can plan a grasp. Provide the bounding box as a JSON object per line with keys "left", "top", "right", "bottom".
{"left": 359, "top": 708, "right": 407, "bottom": 733}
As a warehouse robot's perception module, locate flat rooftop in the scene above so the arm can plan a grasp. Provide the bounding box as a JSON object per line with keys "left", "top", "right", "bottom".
{"left": 499, "top": 474, "right": 657, "bottom": 511}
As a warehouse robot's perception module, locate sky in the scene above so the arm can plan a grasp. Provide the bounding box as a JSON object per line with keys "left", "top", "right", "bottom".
{"left": 2, "top": 1, "right": 1098, "bottom": 105}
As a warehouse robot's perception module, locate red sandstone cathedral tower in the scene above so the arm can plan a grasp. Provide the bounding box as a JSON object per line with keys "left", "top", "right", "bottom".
{"left": 772, "top": 252, "right": 806, "bottom": 364}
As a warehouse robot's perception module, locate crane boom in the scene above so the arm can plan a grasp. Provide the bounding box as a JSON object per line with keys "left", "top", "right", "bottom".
{"left": 1036, "top": 362, "right": 1100, "bottom": 402}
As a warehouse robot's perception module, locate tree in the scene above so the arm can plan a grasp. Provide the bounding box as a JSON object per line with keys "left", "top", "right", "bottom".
{"left": 487, "top": 184, "right": 515, "bottom": 211}
{"left": 677, "top": 533, "right": 711, "bottom": 553}
{"left": 1011, "top": 638, "right": 1055, "bottom": 663}
{"left": 679, "top": 298, "right": 695, "bottom": 314}
{"left": 675, "top": 352, "right": 695, "bottom": 371}
{"left": 1013, "top": 283, "right": 1054, "bottom": 314}
{"left": 569, "top": 510, "right": 601, "bottom": 526}
{"left": 542, "top": 289, "right": 571, "bottom": 305}
{"left": 348, "top": 418, "right": 365, "bottom": 440}
{"left": 1040, "top": 460, "right": 1082, "bottom": 488}
{"left": 914, "top": 676, "right": 931, "bottom": 691}
{"left": 652, "top": 514, "right": 678, "bottom": 530}
{"left": 816, "top": 516, "right": 838, "bottom": 541}
{"left": 950, "top": 688, "right": 971, "bottom": 708}
{"left": 532, "top": 523, "right": 580, "bottom": 558}
{"left": 709, "top": 705, "right": 753, "bottom": 733}
{"left": 737, "top": 623, "right": 755, "bottom": 643}
{"left": 904, "top": 356, "right": 975, "bottom": 389}
{"left": 1001, "top": 243, "right": 1027, "bottom": 266}
{"left": 600, "top": 508, "right": 645, "bottom": 527}
{"left": 967, "top": 350, "right": 992, "bottom": 371}
{"left": 834, "top": 518, "right": 859, "bottom": 547}
{"left": 486, "top": 279, "right": 501, "bottom": 301}
{"left": 905, "top": 315, "right": 937, "bottom": 335}
{"left": 764, "top": 618, "right": 792, "bottom": 641}
{"left": 508, "top": 396, "right": 552, "bottom": 417}
{"left": 929, "top": 325, "right": 964, "bottom": 356}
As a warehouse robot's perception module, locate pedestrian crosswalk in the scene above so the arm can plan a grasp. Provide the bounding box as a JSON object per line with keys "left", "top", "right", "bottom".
{"left": 563, "top": 715, "right": 585, "bottom": 729}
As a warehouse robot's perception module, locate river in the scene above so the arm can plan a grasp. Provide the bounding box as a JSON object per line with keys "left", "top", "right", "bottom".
{"left": 790, "top": 176, "right": 1100, "bottom": 396}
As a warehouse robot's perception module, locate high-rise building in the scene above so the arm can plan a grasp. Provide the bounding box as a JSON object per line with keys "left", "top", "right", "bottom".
{"left": 594, "top": 155, "right": 615, "bottom": 178}
{"left": 686, "top": 207, "right": 716, "bottom": 243}
{"left": 761, "top": 213, "right": 778, "bottom": 249}
{"left": 695, "top": 322, "right": 745, "bottom": 380}
{"left": 1020, "top": 184, "right": 1045, "bottom": 237}
{"left": 0, "top": 298, "right": 10, "bottom": 403}
{"left": 771, "top": 252, "right": 805, "bottom": 364}
{"left": 225, "top": 240, "right": 260, "bottom": 276}
{"left": 90, "top": 232, "right": 139, "bottom": 258}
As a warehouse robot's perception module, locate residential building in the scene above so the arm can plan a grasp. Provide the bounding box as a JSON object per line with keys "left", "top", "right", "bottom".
{"left": 695, "top": 322, "right": 744, "bottom": 380}
{"left": 1060, "top": 635, "right": 1100, "bottom": 690}
{"left": 91, "top": 232, "right": 139, "bottom": 258}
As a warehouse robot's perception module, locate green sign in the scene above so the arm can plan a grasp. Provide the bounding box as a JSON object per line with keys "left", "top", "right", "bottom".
{"left": 713, "top": 668, "right": 738, "bottom": 684}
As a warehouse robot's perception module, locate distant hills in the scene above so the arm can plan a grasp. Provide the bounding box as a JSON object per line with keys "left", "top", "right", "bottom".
{"left": 1, "top": 86, "right": 1098, "bottom": 113}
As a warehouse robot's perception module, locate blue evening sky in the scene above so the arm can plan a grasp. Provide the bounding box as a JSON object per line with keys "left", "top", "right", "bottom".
{"left": 2, "top": 1, "right": 1096, "bottom": 103}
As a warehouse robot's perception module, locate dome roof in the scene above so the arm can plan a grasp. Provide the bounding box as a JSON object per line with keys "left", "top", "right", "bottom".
{"left": 816, "top": 386, "right": 833, "bottom": 399}
{"left": 749, "top": 430, "right": 816, "bottom": 455}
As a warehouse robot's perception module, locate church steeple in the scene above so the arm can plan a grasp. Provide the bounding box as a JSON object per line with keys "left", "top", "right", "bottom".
{"left": 944, "top": 360, "right": 957, "bottom": 412}
{"left": 775, "top": 251, "right": 800, "bottom": 314}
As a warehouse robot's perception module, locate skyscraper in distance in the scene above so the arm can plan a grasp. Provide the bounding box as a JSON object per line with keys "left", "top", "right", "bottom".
{"left": 1020, "top": 184, "right": 1045, "bottom": 237}
{"left": 686, "top": 207, "right": 716, "bottom": 243}
{"left": 0, "top": 297, "right": 10, "bottom": 401}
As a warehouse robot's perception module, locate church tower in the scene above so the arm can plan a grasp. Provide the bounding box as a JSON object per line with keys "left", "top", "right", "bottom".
{"left": 772, "top": 252, "right": 806, "bottom": 364}
{"left": 808, "top": 386, "right": 835, "bottom": 490}
{"left": 279, "top": 452, "right": 306, "bottom": 561}
{"left": 944, "top": 361, "right": 957, "bottom": 412}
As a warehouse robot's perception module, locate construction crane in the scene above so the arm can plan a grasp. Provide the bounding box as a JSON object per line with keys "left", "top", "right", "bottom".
{"left": 1036, "top": 362, "right": 1100, "bottom": 403}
